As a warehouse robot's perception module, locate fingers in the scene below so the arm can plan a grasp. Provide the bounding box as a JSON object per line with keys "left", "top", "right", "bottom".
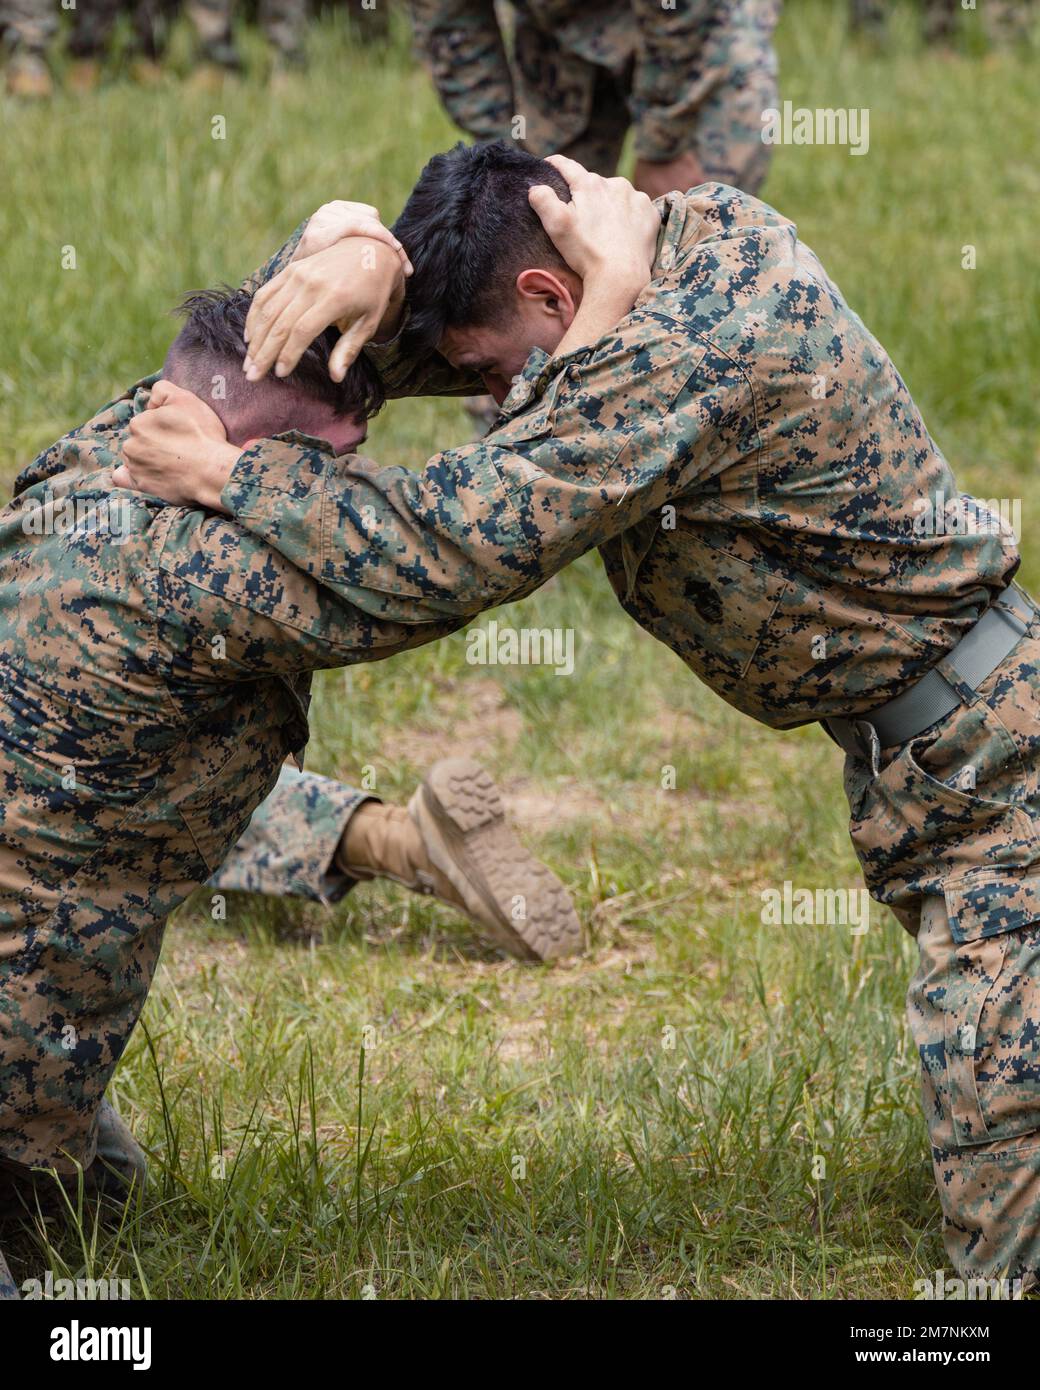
{"left": 333, "top": 218, "right": 413, "bottom": 273}
{"left": 244, "top": 277, "right": 302, "bottom": 379}
{"left": 544, "top": 153, "right": 594, "bottom": 189}
{"left": 111, "top": 463, "right": 138, "bottom": 490}
{"left": 528, "top": 183, "right": 571, "bottom": 240}
{"left": 273, "top": 303, "right": 344, "bottom": 379}
{"left": 328, "top": 320, "right": 374, "bottom": 382}
{"left": 332, "top": 200, "right": 380, "bottom": 220}
{"left": 353, "top": 220, "right": 413, "bottom": 275}
{"left": 244, "top": 266, "right": 287, "bottom": 350}
{"left": 146, "top": 378, "right": 192, "bottom": 409}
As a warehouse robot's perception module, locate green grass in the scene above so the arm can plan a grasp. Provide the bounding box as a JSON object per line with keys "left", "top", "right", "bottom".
{"left": 2, "top": 2, "right": 1038, "bottom": 1299}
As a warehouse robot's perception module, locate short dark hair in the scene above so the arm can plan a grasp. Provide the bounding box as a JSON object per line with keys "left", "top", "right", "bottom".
{"left": 165, "top": 286, "right": 385, "bottom": 420}
{"left": 392, "top": 142, "right": 573, "bottom": 353}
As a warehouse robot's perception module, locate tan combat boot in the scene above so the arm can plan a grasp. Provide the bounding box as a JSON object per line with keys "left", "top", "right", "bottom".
{"left": 6, "top": 54, "right": 53, "bottom": 99}
{"left": 337, "top": 758, "right": 582, "bottom": 960}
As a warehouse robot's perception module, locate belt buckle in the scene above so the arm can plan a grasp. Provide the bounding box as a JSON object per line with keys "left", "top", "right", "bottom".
{"left": 852, "top": 719, "right": 882, "bottom": 777}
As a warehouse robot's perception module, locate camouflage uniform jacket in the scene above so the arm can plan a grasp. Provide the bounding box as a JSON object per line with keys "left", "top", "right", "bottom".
{"left": 0, "top": 236, "right": 460, "bottom": 1169}
{"left": 219, "top": 185, "right": 1034, "bottom": 923}
{"left": 409, "top": 0, "right": 781, "bottom": 162}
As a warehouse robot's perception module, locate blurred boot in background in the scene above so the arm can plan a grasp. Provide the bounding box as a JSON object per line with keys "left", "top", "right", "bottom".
{"left": 1, "top": 0, "right": 56, "bottom": 97}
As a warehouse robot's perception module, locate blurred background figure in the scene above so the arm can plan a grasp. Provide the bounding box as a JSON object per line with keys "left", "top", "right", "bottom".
{"left": 847, "top": 0, "right": 1035, "bottom": 43}
{"left": 1, "top": 0, "right": 56, "bottom": 97}
{"left": 409, "top": 0, "right": 781, "bottom": 196}
{"left": 185, "top": 1, "right": 311, "bottom": 81}
{"left": 321, "top": 0, "right": 392, "bottom": 45}
{"left": 68, "top": 0, "right": 175, "bottom": 92}
{"left": 184, "top": 0, "right": 242, "bottom": 80}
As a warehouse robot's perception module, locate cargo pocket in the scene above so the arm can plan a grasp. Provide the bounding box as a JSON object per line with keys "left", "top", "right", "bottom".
{"left": 942, "top": 869, "right": 1040, "bottom": 1147}
{"left": 624, "top": 531, "right": 789, "bottom": 686}
{"left": 850, "top": 718, "right": 1039, "bottom": 899}
{"left": 166, "top": 734, "right": 286, "bottom": 879}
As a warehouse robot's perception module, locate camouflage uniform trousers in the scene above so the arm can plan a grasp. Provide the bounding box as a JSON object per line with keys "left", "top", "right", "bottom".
{"left": 845, "top": 612, "right": 1040, "bottom": 1288}
{"left": 68, "top": 0, "right": 176, "bottom": 60}
{"left": 411, "top": 0, "right": 779, "bottom": 187}
{"left": 0, "top": 0, "right": 56, "bottom": 56}
{"left": 186, "top": 0, "right": 308, "bottom": 62}
{"left": 207, "top": 764, "right": 373, "bottom": 903}
{"left": 541, "top": 5, "right": 780, "bottom": 192}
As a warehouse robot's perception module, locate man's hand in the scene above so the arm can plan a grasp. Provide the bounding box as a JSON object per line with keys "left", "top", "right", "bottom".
{"left": 292, "top": 199, "right": 413, "bottom": 276}
{"left": 244, "top": 236, "right": 405, "bottom": 384}
{"left": 528, "top": 154, "right": 660, "bottom": 293}
{"left": 528, "top": 156, "right": 661, "bottom": 361}
{"left": 632, "top": 151, "right": 707, "bottom": 200}
{"left": 112, "top": 380, "right": 239, "bottom": 513}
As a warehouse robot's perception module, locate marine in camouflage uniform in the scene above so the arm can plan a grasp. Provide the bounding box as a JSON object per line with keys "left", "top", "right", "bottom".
{"left": 67, "top": 0, "right": 175, "bottom": 89}
{"left": 1, "top": 0, "right": 56, "bottom": 96}
{"left": 184, "top": 0, "right": 239, "bottom": 68}
{"left": 0, "top": 239, "right": 580, "bottom": 1287}
{"left": 409, "top": 0, "right": 781, "bottom": 190}
{"left": 187, "top": 175, "right": 1040, "bottom": 1287}
{"left": 186, "top": 0, "right": 310, "bottom": 71}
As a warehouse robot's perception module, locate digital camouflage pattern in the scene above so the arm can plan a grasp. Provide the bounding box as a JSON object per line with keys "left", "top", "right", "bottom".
{"left": 0, "top": 0, "right": 56, "bottom": 56}
{"left": 209, "top": 764, "right": 372, "bottom": 903}
{"left": 68, "top": 0, "right": 175, "bottom": 61}
{"left": 0, "top": 1245, "right": 16, "bottom": 1299}
{"left": 410, "top": 0, "right": 781, "bottom": 185}
{"left": 216, "top": 185, "right": 1040, "bottom": 1281}
{"left": 187, "top": 0, "right": 310, "bottom": 65}
{"left": 910, "top": 894, "right": 1040, "bottom": 1286}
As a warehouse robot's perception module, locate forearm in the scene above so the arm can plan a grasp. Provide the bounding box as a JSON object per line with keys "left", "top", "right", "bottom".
{"left": 218, "top": 438, "right": 535, "bottom": 625}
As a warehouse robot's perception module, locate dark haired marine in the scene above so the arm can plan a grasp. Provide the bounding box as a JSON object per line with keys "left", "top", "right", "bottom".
{"left": 115, "top": 143, "right": 1040, "bottom": 1292}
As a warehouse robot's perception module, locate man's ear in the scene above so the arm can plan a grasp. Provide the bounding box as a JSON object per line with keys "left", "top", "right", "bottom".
{"left": 515, "top": 268, "right": 579, "bottom": 329}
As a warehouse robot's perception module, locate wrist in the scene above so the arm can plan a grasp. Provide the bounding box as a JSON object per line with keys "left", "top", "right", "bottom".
{"left": 374, "top": 260, "right": 406, "bottom": 342}
{"left": 582, "top": 267, "right": 648, "bottom": 314}
{"left": 200, "top": 440, "right": 240, "bottom": 513}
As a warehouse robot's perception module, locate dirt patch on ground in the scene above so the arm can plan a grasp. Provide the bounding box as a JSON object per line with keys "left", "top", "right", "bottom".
{"left": 388, "top": 678, "right": 525, "bottom": 769}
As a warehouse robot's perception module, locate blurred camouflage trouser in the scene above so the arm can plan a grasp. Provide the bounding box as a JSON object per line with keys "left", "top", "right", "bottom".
{"left": 185, "top": 0, "right": 236, "bottom": 62}
{"left": 256, "top": 0, "right": 308, "bottom": 59}
{"left": 69, "top": 0, "right": 176, "bottom": 60}
{"left": 187, "top": 0, "right": 308, "bottom": 61}
{"left": 327, "top": 0, "right": 391, "bottom": 43}
{"left": 514, "top": 0, "right": 780, "bottom": 191}
{"left": 0, "top": 0, "right": 57, "bottom": 55}
{"left": 208, "top": 764, "right": 372, "bottom": 903}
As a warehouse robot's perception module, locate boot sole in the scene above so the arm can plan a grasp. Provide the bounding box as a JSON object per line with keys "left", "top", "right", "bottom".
{"left": 419, "top": 759, "right": 582, "bottom": 961}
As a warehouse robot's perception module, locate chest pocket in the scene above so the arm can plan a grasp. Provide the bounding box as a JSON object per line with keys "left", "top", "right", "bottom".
{"left": 613, "top": 525, "right": 789, "bottom": 688}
